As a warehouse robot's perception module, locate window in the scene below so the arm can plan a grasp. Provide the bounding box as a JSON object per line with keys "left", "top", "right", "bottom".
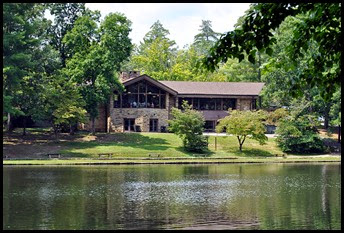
{"left": 178, "top": 98, "right": 192, "bottom": 109}
{"left": 149, "top": 119, "right": 158, "bottom": 132}
{"left": 200, "top": 98, "right": 216, "bottom": 110}
{"left": 124, "top": 118, "right": 135, "bottom": 131}
{"left": 147, "top": 94, "right": 160, "bottom": 108}
{"left": 118, "top": 80, "right": 166, "bottom": 109}
{"left": 223, "top": 98, "right": 236, "bottom": 111}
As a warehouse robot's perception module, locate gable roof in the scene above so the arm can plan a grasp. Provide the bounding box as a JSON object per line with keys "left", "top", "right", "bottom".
{"left": 121, "top": 74, "right": 264, "bottom": 96}
{"left": 160, "top": 81, "right": 265, "bottom": 96}
{"left": 122, "top": 74, "right": 178, "bottom": 95}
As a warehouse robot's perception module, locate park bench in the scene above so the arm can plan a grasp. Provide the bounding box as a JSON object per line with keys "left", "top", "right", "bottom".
{"left": 148, "top": 153, "right": 161, "bottom": 158}
{"left": 98, "top": 153, "right": 113, "bottom": 158}
{"left": 47, "top": 153, "right": 61, "bottom": 159}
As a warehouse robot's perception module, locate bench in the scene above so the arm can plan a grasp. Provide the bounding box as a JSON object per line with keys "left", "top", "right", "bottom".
{"left": 98, "top": 153, "right": 113, "bottom": 158}
{"left": 47, "top": 153, "right": 61, "bottom": 159}
{"left": 149, "top": 153, "right": 161, "bottom": 158}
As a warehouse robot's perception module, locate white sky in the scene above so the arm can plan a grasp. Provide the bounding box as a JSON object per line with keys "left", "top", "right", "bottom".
{"left": 86, "top": 3, "right": 251, "bottom": 48}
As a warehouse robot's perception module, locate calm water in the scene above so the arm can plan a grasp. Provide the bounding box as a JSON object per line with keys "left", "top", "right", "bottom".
{"left": 3, "top": 163, "right": 341, "bottom": 230}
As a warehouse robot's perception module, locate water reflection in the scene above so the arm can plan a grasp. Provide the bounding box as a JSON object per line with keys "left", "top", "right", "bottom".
{"left": 3, "top": 163, "right": 341, "bottom": 230}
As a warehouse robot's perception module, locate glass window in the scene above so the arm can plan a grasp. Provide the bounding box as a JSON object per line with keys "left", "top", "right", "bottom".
{"left": 223, "top": 98, "right": 236, "bottom": 111}
{"left": 123, "top": 94, "right": 138, "bottom": 108}
{"left": 179, "top": 98, "right": 192, "bottom": 109}
{"left": 147, "top": 83, "right": 160, "bottom": 94}
{"left": 147, "top": 94, "right": 159, "bottom": 108}
{"left": 192, "top": 98, "right": 199, "bottom": 110}
{"left": 126, "top": 83, "right": 138, "bottom": 93}
{"left": 200, "top": 98, "right": 216, "bottom": 110}
{"left": 138, "top": 81, "right": 146, "bottom": 93}
{"left": 138, "top": 94, "right": 146, "bottom": 108}
{"left": 215, "top": 98, "right": 222, "bottom": 110}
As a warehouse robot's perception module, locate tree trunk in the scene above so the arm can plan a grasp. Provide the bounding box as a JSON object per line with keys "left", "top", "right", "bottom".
{"left": 239, "top": 143, "right": 243, "bottom": 152}
{"left": 23, "top": 117, "right": 27, "bottom": 136}
{"left": 53, "top": 125, "right": 59, "bottom": 140}
{"left": 69, "top": 123, "right": 74, "bottom": 135}
{"left": 7, "top": 112, "right": 12, "bottom": 132}
{"left": 91, "top": 117, "right": 96, "bottom": 135}
{"left": 324, "top": 109, "right": 329, "bottom": 129}
{"left": 338, "top": 125, "right": 341, "bottom": 143}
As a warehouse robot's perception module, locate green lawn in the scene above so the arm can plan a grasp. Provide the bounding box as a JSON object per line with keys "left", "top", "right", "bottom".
{"left": 58, "top": 132, "right": 284, "bottom": 158}
{"left": 3, "top": 130, "right": 340, "bottom": 165}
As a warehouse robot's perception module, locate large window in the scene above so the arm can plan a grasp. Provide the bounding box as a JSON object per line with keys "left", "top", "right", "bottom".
{"left": 178, "top": 97, "right": 236, "bottom": 111}
{"left": 114, "top": 80, "right": 166, "bottom": 109}
{"left": 222, "top": 98, "right": 236, "bottom": 111}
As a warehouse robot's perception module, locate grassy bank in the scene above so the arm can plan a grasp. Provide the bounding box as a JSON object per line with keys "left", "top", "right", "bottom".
{"left": 3, "top": 129, "right": 340, "bottom": 165}
{"left": 3, "top": 156, "right": 341, "bottom": 165}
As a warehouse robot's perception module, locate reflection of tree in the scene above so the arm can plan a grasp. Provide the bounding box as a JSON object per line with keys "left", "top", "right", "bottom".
{"left": 3, "top": 164, "right": 341, "bottom": 230}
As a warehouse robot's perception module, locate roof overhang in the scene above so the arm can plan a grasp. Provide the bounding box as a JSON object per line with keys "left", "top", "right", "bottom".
{"left": 122, "top": 74, "right": 178, "bottom": 95}
{"left": 177, "top": 94, "right": 260, "bottom": 98}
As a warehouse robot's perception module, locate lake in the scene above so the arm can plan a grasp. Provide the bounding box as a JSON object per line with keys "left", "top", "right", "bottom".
{"left": 3, "top": 163, "right": 341, "bottom": 230}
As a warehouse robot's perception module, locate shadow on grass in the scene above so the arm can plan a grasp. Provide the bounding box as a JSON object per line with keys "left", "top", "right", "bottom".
{"left": 233, "top": 148, "right": 277, "bottom": 157}
{"left": 175, "top": 147, "right": 215, "bottom": 157}
{"left": 62, "top": 133, "right": 170, "bottom": 157}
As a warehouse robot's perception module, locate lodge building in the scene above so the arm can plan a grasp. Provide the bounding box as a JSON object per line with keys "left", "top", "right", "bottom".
{"left": 82, "top": 71, "right": 265, "bottom": 132}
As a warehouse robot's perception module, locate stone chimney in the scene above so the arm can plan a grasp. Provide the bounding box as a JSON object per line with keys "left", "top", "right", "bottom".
{"left": 119, "top": 71, "right": 141, "bottom": 82}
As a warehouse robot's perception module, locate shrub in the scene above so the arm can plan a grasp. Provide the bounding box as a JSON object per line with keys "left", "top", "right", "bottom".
{"left": 276, "top": 115, "right": 326, "bottom": 153}
{"left": 168, "top": 101, "right": 208, "bottom": 152}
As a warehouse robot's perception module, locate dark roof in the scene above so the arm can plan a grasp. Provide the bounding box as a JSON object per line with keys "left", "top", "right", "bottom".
{"left": 160, "top": 81, "right": 265, "bottom": 96}
{"left": 120, "top": 74, "right": 265, "bottom": 96}
{"left": 122, "top": 75, "right": 178, "bottom": 95}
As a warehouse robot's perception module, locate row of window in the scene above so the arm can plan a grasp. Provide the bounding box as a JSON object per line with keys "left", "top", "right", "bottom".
{"left": 114, "top": 93, "right": 166, "bottom": 109}
{"left": 114, "top": 80, "right": 167, "bottom": 109}
{"left": 178, "top": 98, "right": 237, "bottom": 111}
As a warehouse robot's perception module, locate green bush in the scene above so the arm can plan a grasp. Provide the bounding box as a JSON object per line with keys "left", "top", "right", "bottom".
{"left": 168, "top": 101, "right": 208, "bottom": 152}
{"left": 276, "top": 115, "right": 326, "bottom": 153}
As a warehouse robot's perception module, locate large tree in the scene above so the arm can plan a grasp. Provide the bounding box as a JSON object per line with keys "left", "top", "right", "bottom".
{"left": 124, "top": 21, "right": 177, "bottom": 80}
{"left": 47, "top": 3, "right": 92, "bottom": 67}
{"left": 203, "top": 3, "right": 341, "bottom": 100}
{"left": 3, "top": 3, "right": 49, "bottom": 131}
{"left": 193, "top": 20, "right": 221, "bottom": 56}
{"left": 64, "top": 13, "right": 132, "bottom": 134}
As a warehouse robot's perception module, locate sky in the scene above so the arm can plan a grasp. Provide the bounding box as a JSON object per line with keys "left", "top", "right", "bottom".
{"left": 86, "top": 3, "right": 251, "bottom": 48}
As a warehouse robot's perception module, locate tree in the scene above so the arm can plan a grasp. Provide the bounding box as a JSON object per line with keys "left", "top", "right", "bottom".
{"left": 276, "top": 112, "right": 326, "bottom": 154}
{"left": 203, "top": 3, "right": 341, "bottom": 100}
{"left": 139, "top": 20, "right": 176, "bottom": 51}
{"left": 329, "top": 88, "right": 341, "bottom": 127}
{"left": 47, "top": 3, "right": 94, "bottom": 67}
{"left": 42, "top": 72, "right": 87, "bottom": 139}
{"left": 168, "top": 101, "right": 208, "bottom": 152}
{"left": 64, "top": 13, "right": 132, "bottom": 134}
{"left": 3, "top": 3, "right": 48, "bottom": 131}
{"left": 193, "top": 20, "right": 221, "bottom": 56}
{"left": 216, "top": 110, "right": 268, "bottom": 152}
{"left": 126, "top": 21, "right": 177, "bottom": 80}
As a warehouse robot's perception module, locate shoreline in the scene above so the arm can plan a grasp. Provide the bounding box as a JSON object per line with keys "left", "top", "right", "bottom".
{"left": 3, "top": 156, "right": 341, "bottom": 165}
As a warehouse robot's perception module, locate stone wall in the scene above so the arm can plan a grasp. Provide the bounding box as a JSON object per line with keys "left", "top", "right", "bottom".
{"left": 109, "top": 93, "right": 172, "bottom": 132}
{"left": 110, "top": 108, "right": 169, "bottom": 132}
{"left": 237, "top": 98, "right": 255, "bottom": 111}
